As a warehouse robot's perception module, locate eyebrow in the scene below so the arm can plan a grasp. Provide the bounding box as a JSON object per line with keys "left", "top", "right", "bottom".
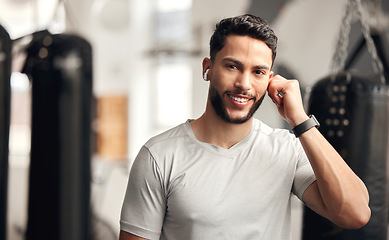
{"left": 223, "top": 57, "right": 270, "bottom": 70}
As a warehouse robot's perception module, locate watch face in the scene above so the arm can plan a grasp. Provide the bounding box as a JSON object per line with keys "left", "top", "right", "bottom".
{"left": 311, "top": 115, "right": 320, "bottom": 127}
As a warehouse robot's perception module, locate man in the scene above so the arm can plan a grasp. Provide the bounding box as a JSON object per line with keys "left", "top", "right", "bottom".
{"left": 119, "top": 14, "right": 370, "bottom": 240}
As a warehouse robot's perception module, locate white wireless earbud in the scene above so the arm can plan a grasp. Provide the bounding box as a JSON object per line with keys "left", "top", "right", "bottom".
{"left": 203, "top": 69, "right": 209, "bottom": 81}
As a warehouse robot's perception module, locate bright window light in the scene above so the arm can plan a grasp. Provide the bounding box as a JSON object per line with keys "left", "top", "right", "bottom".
{"left": 156, "top": 63, "right": 192, "bottom": 127}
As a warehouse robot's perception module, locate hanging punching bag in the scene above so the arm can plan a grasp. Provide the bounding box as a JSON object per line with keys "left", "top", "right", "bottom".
{"left": 23, "top": 31, "right": 93, "bottom": 240}
{"left": 0, "top": 25, "right": 11, "bottom": 240}
{"left": 302, "top": 1, "right": 389, "bottom": 239}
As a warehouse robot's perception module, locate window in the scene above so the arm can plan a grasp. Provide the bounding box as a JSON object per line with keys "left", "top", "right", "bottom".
{"left": 153, "top": 0, "right": 193, "bottom": 131}
{"left": 155, "top": 62, "right": 192, "bottom": 128}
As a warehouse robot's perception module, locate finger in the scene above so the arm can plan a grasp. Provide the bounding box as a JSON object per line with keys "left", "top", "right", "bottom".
{"left": 268, "top": 75, "right": 286, "bottom": 106}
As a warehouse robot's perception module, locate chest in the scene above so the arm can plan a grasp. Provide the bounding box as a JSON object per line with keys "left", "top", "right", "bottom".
{"left": 163, "top": 149, "right": 296, "bottom": 225}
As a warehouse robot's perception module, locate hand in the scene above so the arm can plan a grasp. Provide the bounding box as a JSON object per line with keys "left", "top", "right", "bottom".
{"left": 267, "top": 75, "right": 308, "bottom": 127}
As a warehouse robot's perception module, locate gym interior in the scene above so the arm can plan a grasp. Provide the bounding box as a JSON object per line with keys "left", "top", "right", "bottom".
{"left": 1, "top": 0, "right": 388, "bottom": 239}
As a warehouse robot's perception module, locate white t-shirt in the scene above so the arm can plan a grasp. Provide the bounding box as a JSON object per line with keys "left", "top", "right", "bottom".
{"left": 120, "top": 119, "right": 316, "bottom": 240}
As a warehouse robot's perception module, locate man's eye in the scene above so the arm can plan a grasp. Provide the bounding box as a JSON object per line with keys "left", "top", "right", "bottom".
{"left": 228, "top": 65, "right": 237, "bottom": 69}
{"left": 254, "top": 70, "right": 265, "bottom": 75}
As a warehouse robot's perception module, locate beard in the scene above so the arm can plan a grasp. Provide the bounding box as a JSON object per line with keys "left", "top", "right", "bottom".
{"left": 209, "top": 85, "right": 265, "bottom": 124}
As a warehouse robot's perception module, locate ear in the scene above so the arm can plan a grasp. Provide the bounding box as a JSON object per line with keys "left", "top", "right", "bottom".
{"left": 267, "top": 71, "right": 274, "bottom": 90}
{"left": 269, "top": 71, "right": 274, "bottom": 79}
{"left": 202, "top": 57, "right": 212, "bottom": 81}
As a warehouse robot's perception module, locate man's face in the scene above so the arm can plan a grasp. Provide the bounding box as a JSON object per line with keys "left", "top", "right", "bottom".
{"left": 205, "top": 35, "right": 273, "bottom": 124}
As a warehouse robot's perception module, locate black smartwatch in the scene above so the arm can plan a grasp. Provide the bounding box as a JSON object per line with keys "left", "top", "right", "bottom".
{"left": 292, "top": 115, "right": 320, "bottom": 137}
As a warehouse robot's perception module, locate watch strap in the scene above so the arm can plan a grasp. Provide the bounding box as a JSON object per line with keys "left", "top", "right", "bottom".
{"left": 292, "top": 115, "right": 320, "bottom": 137}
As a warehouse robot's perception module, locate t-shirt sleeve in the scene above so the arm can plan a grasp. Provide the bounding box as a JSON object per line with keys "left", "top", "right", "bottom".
{"left": 120, "top": 146, "right": 166, "bottom": 240}
{"left": 292, "top": 140, "right": 317, "bottom": 201}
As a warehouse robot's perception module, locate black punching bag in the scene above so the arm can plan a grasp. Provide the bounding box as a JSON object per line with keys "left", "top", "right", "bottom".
{"left": 302, "top": 0, "right": 389, "bottom": 239}
{"left": 0, "top": 25, "right": 11, "bottom": 240}
{"left": 23, "top": 31, "right": 93, "bottom": 240}
{"left": 303, "top": 71, "right": 389, "bottom": 240}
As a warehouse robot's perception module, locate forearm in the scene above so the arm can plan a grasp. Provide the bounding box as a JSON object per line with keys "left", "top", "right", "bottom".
{"left": 299, "top": 126, "right": 370, "bottom": 228}
{"left": 267, "top": 75, "right": 370, "bottom": 227}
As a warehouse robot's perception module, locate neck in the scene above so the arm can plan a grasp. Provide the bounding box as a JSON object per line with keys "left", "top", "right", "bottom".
{"left": 190, "top": 103, "right": 253, "bottom": 149}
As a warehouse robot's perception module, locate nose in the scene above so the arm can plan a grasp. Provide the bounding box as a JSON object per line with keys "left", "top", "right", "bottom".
{"left": 234, "top": 72, "right": 251, "bottom": 91}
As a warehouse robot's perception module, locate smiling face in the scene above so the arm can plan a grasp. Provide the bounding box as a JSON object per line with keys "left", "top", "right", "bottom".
{"left": 204, "top": 34, "right": 274, "bottom": 124}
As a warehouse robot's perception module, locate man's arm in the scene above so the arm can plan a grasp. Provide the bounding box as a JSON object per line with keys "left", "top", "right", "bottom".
{"left": 299, "top": 126, "right": 370, "bottom": 229}
{"left": 119, "top": 230, "right": 148, "bottom": 240}
{"left": 119, "top": 146, "right": 166, "bottom": 240}
{"left": 267, "top": 75, "right": 371, "bottom": 229}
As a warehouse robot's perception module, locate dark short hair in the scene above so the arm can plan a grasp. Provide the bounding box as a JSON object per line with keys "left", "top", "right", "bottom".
{"left": 209, "top": 14, "right": 278, "bottom": 65}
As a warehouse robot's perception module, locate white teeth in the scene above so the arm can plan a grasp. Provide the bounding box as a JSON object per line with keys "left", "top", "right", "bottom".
{"left": 229, "top": 95, "right": 249, "bottom": 103}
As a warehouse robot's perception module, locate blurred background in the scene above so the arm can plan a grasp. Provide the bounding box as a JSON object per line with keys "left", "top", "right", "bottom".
{"left": 1, "top": 0, "right": 388, "bottom": 239}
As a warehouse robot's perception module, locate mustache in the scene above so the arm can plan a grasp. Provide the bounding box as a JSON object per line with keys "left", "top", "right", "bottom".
{"left": 224, "top": 90, "right": 256, "bottom": 99}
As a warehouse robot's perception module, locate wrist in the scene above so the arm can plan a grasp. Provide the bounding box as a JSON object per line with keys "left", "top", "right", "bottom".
{"left": 292, "top": 115, "right": 320, "bottom": 137}
{"left": 290, "top": 114, "right": 309, "bottom": 128}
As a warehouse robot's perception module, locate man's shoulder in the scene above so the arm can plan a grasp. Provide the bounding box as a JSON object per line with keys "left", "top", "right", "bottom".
{"left": 253, "top": 118, "right": 296, "bottom": 143}
{"left": 254, "top": 118, "right": 290, "bottom": 135}
{"left": 144, "top": 121, "right": 191, "bottom": 150}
